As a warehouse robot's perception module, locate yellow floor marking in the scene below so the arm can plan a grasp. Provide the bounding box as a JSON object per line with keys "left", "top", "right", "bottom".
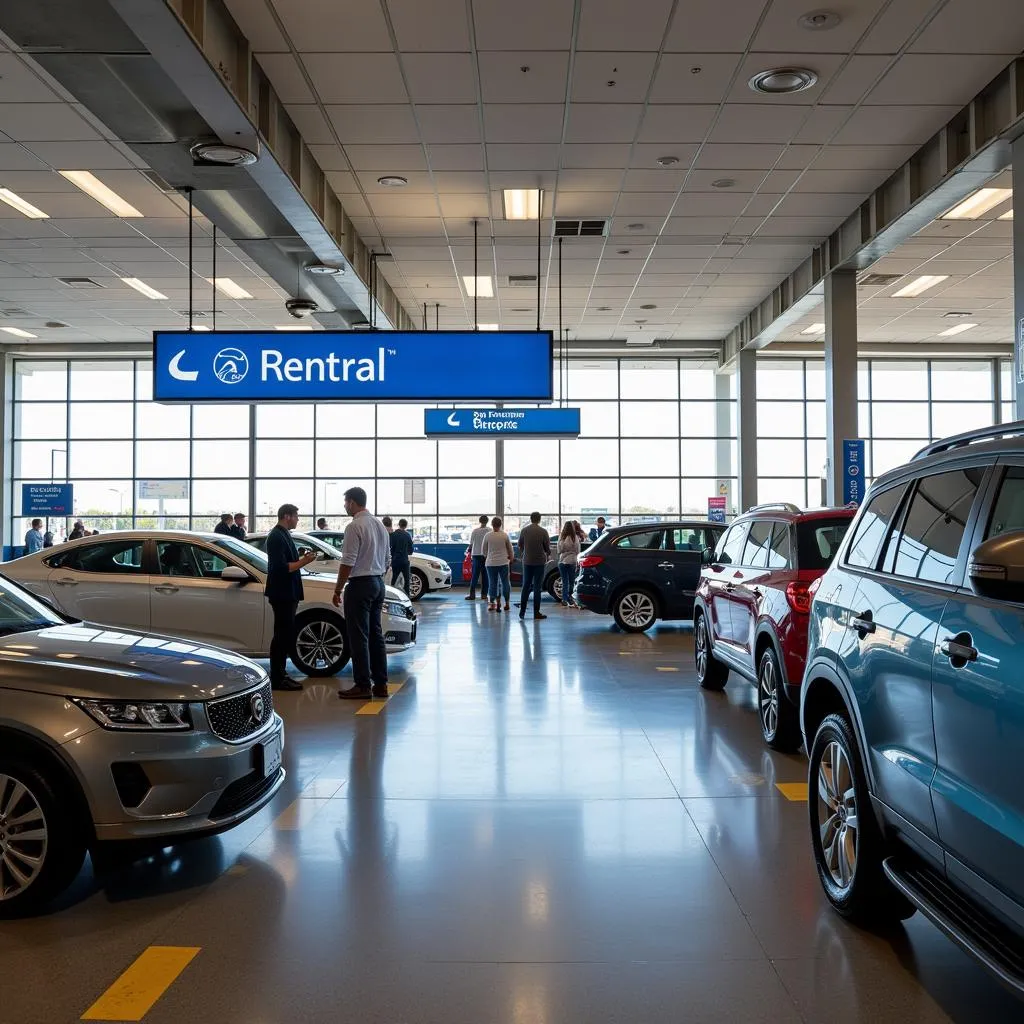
{"left": 355, "top": 682, "right": 405, "bottom": 715}
{"left": 776, "top": 782, "right": 810, "bottom": 801}
{"left": 82, "top": 946, "right": 200, "bottom": 1022}
{"left": 655, "top": 666, "right": 680, "bottom": 672}
{"left": 273, "top": 797, "right": 329, "bottom": 830}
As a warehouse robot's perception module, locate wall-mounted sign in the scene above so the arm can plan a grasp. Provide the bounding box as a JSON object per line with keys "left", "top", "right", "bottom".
{"left": 424, "top": 407, "right": 580, "bottom": 438}
{"left": 707, "top": 496, "right": 727, "bottom": 524}
{"left": 403, "top": 479, "right": 426, "bottom": 504}
{"left": 22, "top": 483, "right": 73, "bottom": 517}
{"left": 153, "top": 330, "right": 554, "bottom": 403}
{"left": 842, "top": 439, "right": 866, "bottom": 505}
{"left": 138, "top": 480, "right": 190, "bottom": 500}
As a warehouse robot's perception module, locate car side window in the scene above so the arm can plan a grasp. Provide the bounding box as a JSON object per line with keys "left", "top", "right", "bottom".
{"left": 57, "top": 540, "right": 145, "bottom": 574}
{"left": 845, "top": 485, "right": 905, "bottom": 570}
{"left": 985, "top": 466, "right": 1024, "bottom": 539}
{"left": 766, "top": 523, "right": 792, "bottom": 569}
{"left": 248, "top": 536, "right": 267, "bottom": 552}
{"left": 887, "top": 468, "right": 984, "bottom": 585}
{"left": 190, "top": 545, "right": 231, "bottom": 579}
{"left": 614, "top": 529, "right": 666, "bottom": 551}
{"left": 157, "top": 542, "right": 227, "bottom": 579}
{"left": 740, "top": 520, "right": 773, "bottom": 568}
{"left": 715, "top": 523, "right": 750, "bottom": 565}
{"left": 672, "top": 527, "right": 706, "bottom": 551}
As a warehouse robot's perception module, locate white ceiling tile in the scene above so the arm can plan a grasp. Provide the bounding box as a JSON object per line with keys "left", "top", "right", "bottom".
{"left": 24, "top": 141, "right": 136, "bottom": 169}
{"left": 257, "top": 54, "right": 315, "bottom": 104}
{"left": 472, "top": 0, "right": 575, "bottom": 50}
{"left": 437, "top": 194, "right": 491, "bottom": 218}
{"left": 792, "top": 105, "right": 853, "bottom": 145}
{"left": 416, "top": 106, "right": 482, "bottom": 144}
{"left": 325, "top": 105, "right": 420, "bottom": 145}
{"left": 0, "top": 144, "right": 48, "bottom": 172}
{"left": 637, "top": 105, "right": 718, "bottom": 143}
{"left": 752, "top": 0, "right": 889, "bottom": 52}
{"left": 427, "top": 145, "right": 486, "bottom": 171}
{"left": 436, "top": 171, "right": 493, "bottom": 192}
{"left": 911, "top": 0, "right": 1024, "bottom": 53}
{"left": 0, "top": 104, "right": 100, "bottom": 142}
{"left": 562, "top": 143, "right": 634, "bottom": 168}
{"left": 483, "top": 104, "right": 564, "bottom": 143}
{"left": 811, "top": 144, "right": 919, "bottom": 169}
{"left": 710, "top": 104, "right": 807, "bottom": 144}
{"left": 224, "top": 0, "right": 289, "bottom": 52}
{"left": 868, "top": 53, "right": 1012, "bottom": 106}
{"left": 367, "top": 194, "right": 441, "bottom": 219}
{"left": 345, "top": 144, "right": 427, "bottom": 171}
{"left": 571, "top": 52, "right": 658, "bottom": 103}
{"left": 758, "top": 215, "right": 844, "bottom": 238}
{"left": 556, "top": 168, "right": 625, "bottom": 190}
{"left": 696, "top": 143, "right": 784, "bottom": 170}
{"left": 612, "top": 193, "right": 679, "bottom": 217}
{"left": 621, "top": 168, "right": 688, "bottom": 191}
{"left": 0, "top": 55, "right": 61, "bottom": 103}
{"left": 388, "top": 0, "right": 471, "bottom": 51}
{"left": 577, "top": 0, "right": 675, "bottom": 50}
{"left": 270, "top": 0, "right": 393, "bottom": 51}
{"left": 403, "top": 53, "right": 478, "bottom": 104}
{"left": 832, "top": 105, "right": 960, "bottom": 145}
{"left": 650, "top": 54, "right": 744, "bottom": 104}
{"left": 664, "top": 0, "right": 766, "bottom": 51}
{"left": 302, "top": 53, "right": 408, "bottom": 104}
{"left": 285, "top": 105, "right": 334, "bottom": 144}
{"left": 309, "top": 144, "right": 351, "bottom": 171}
{"left": 338, "top": 194, "right": 370, "bottom": 218}
{"left": 478, "top": 52, "right": 570, "bottom": 103}
{"left": 486, "top": 144, "right": 560, "bottom": 170}
{"left": 824, "top": 56, "right": 891, "bottom": 105}
{"left": 674, "top": 191, "right": 752, "bottom": 217}
{"left": 629, "top": 144, "right": 699, "bottom": 168}
{"left": 553, "top": 192, "right": 617, "bottom": 216}
{"left": 565, "top": 103, "right": 643, "bottom": 143}
{"left": 773, "top": 192, "right": 867, "bottom": 218}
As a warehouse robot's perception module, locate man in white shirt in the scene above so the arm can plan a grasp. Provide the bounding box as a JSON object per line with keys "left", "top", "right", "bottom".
{"left": 465, "top": 514, "right": 491, "bottom": 601}
{"left": 333, "top": 486, "right": 392, "bottom": 700}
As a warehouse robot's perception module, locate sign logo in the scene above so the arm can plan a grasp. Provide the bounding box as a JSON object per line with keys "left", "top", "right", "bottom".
{"left": 842, "top": 439, "right": 865, "bottom": 506}
{"left": 214, "top": 347, "right": 249, "bottom": 384}
{"left": 168, "top": 349, "right": 198, "bottom": 382}
{"left": 250, "top": 692, "right": 266, "bottom": 723}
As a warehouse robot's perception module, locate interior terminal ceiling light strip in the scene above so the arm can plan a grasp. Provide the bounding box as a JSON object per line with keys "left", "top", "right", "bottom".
{"left": 941, "top": 187, "right": 1013, "bottom": 220}
{"left": 0, "top": 187, "right": 48, "bottom": 219}
{"left": 462, "top": 275, "right": 493, "bottom": 298}
{"left": 801, "top": 323, "right": 826, "bottom": 335}
{"left": 892, "top": 274, "right": 949, "bottom": 298}
{"left": 503, "top": 189, "right": 542, "bottom": 220}
{"left": 938, "top": 322, "right": 978, "bottom": 336}
{"left": 207, "top": 277, "right": 253, "bottom": 300}
{"left": 1, "top": 327, "right": 37, "bottom": 339}
{"left": 58, "top": 171, "right": 143, "bottom": 217}
{"left": 121, "top": 277, "right": 168, "bottom": 300}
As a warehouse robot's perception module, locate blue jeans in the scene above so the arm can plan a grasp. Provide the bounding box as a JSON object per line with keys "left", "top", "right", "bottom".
{"left": 559, "top": 563, "right": 576, "bottom": 604}
{"left": 469, "top": 554, "right": 489, "bottom": 598}
{"left": 520, "top": 563, "right": 545, "bottom": 616}
{"left": 486, "top": 564, "right": 510, "bottom": 603}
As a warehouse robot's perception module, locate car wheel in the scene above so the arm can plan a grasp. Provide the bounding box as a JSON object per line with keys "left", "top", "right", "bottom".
{"left": 0, "top": 759, "right": 86, "bottom": 916}
{"left": 292, "top": 613, "right": 351, "bottom": 676}
{"left": 758, "top": 647, "right": 801, "bottom": 752}
{"left": 409, "top": 569, "right": 427, "bottom": 601}
{"left": 613, "top": 588, "right": 657, "bottom": 633}
{"left": 808, "top": 713, "right": 915, "bottom": 925}
{"left": 547, "top": 573, "right": 562, "bottom": 602}
{"left": 694, "top": 612, "right": 728, "bottom": 690}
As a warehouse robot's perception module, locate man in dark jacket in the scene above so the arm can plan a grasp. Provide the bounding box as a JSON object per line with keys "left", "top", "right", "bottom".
{"left": 214, "top": 513, "right": 233, "bottom": 536}
{"left": 69, "top": 521, "right": 85, "bottom": 541}
{"left": 264, "top": 503, "right": 316, "bottom": 691}
{"left": 390, "top": 518, "right": 414, "bottom": 595}
{"left": 230, "top": 512, "right": 247, "bottom": 541}
{"left": 518, "top": 512, "right": 551, "bottom": 620}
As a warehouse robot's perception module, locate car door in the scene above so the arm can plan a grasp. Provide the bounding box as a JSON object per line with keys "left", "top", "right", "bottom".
{"left": 846, "top": 464, "right": 985, "bottom": 841}
{"left": 730, "top": 520, "right": 775, "bottom": 657}
{"left": 667, "top": 526, "right": 715, "bottom": 618}
{"left": 705, "top": 522, "right": 750, "bottom": 648}
{"left": 609, "top": 527, "right": 671, "bottom": 601}
{"left": 150, "top": 539, "right": 266, "bottom": 653}
{"left": 931, "top": 460, "right": 1024, "bottom": 912}
{"left": 44, "top": 538, "right": 152, "bottom": 630}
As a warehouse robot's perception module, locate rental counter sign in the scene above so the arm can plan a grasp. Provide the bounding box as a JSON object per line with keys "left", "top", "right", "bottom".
{"left": 153, "top": 330, "right": 554, "bottom": 403}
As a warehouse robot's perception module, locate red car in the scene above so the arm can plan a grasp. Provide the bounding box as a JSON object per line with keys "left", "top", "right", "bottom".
{"left": 692, "top": 502, "right": 856, "bottom": 752}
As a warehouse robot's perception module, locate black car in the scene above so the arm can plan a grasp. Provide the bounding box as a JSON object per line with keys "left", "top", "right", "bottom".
{"left": 573, "top": 520, "right": 724, "bottom": 632}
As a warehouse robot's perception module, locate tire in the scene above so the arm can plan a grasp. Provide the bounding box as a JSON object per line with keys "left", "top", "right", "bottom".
{"left": 808, "top": 713, "right": 915, "bottom": 925}
{"left": 613, "top": 587, "right": 658, "bottom": 633}
{"left": 0, "top": 758, "right": 86, "bottom": 916}
{"left": 758, "top": 646, "right": 801, "bottom": 752}
{"left": 546, "top": 572, "right": 562, "bottom": 602}
{"left": 292, "top": 612, "right": 351, "bottom": 677}
{"left": 409, "top": 569, "right": 427, "bottom": 601}
{"left": 694, "top": 611, "right": 728, "bottom": 690}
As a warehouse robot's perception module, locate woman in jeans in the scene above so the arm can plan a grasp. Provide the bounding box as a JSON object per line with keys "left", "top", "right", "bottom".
{"left": 557, "top": 521, "right": 581, "bottom": 608}
{"left": 482, "top": 516, "right": 515, "bottom": 612}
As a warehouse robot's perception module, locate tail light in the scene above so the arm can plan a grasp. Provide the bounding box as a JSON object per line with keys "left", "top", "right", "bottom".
{"left": 786, "top": 580, "right": 813, "bottom": 614}
{"left": 578, "top": 554, "right": 604, "bottom": 569}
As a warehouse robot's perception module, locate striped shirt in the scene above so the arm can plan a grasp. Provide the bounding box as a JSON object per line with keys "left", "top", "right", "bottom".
{"left": 340, "top": 510, "right": 391, "bottom": 577}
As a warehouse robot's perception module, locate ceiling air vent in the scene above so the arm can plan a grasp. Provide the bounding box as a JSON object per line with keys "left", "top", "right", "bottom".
{"left": 58, "top": 277, "right": 104, "bottom": 289}
{"left": 175, "top": 310, "right": 209, "bottom": 318}
{"left": 507, "top": 274, "right": 538, "bottom": 288}
{"left": 858, "top": 272, "right": 901, "bottom": 287}
{"left": 554, "top": 219, "right": 608, "bottom": 237}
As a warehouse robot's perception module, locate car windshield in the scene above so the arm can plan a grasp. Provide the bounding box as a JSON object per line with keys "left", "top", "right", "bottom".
{"left": 797, "top": 518, "right": 854, "bottom": 570}
{"left": 0, "top": 575, "right": 69, "bottom": 635}
{"left": 210, "top": 536, "right": 269, "bottom": 574}
{"left": 293, "top": 534, "right": 340, "bottom": 558}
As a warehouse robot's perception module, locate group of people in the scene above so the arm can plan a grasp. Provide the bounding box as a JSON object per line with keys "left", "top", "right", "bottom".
{"left": 466, "top": 513, "right": 599, "bottom": 619}
{"left": 214, "top": 512, "right": 248, "bottom": 541}
{"left": 25, "top": 518, "right": 100, "bottom": 552}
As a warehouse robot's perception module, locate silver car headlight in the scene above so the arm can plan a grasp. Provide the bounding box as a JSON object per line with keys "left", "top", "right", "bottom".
{"left": 384, "top": 600, "right": 409, "bottom": 618}
{"left": 73, "top": 698, "right": 192, "bottom": 731}
{"left": 426, "top": 559, "right": 443, "bottom": 569}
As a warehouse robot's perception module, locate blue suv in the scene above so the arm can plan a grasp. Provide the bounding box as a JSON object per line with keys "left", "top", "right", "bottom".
{"left": 801, "top": 423, "right": 1024, "bottom": 994}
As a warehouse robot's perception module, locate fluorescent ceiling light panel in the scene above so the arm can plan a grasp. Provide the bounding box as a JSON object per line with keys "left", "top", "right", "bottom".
{"left": 1, "top": 327, "right": 37, "bottom": 339}
{"left": 801, "top": 323, "right": 826, "bottom": 335}
{"left": 58, "top": 171, "right": 143, "bottom": 217}
{"left": 477, "top": 323, "right": 500, "bottom": 330}
{"left": 938, "top": 322, "right": 978, "bottom": 337}
{"left": 462, "top": 275, "right": 494, "bottom": 298}
{"left": 941, "top": 187, "right": 1013, "bottom": 220}
{"left": 207, "top": 277, "right": 253, "bottom": 300}
{"left": 189, "top": 325, "right": 211, "bottom": 331}
{"left": 892, "top": 274, "right": 948, "bottom": 298}
{"left": 502, "top": 189, "right": 541, "bottom": 221}
{"left": 121, "top": 276, "right": 168, "bottom": 300}
{"left": 1000, "top": 209, "right": 1014, "bottom": 220}
{"left": 0, "top": 188, "right": 48, "bottom": 219}
{"left": 274, "top": 325, "right": 314, "bottom": 331}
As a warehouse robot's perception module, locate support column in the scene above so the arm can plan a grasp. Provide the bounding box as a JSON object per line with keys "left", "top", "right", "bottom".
{"left": 736, "top": 347, "right": 757, "bottom": 512}
{"left": 1014, "top": 135, "right": 1024, "bottom": 418}
{"left": 714, "top": 370, "right": 734, "bottom": 513}
{"left": 825, "top": 269, "right": 859, "bottom": 505}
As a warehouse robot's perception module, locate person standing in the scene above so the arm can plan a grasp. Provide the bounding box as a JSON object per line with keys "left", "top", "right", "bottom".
{"left": 214, "top": 513, "right": 233, "bottom": 536}
{"left": 317, "top": 517, "right": 329, "bottom": 531}
{"left": 517, "top": 512, "right": 551, "bottom": 620}
{"left": 25, "top": 519, "right": 44, "bottom": 554}
{"left": 482, "top": 516, "right": 514, "bottom": 612}
{"left": 390, "top": 518, "right": 414, "bottom": 595}
{"left": 264, "top": 503, "right": 316, "bottom": 692}
{"left": 574, "top": 520, "right": 586, "bottom": 544}
{"left": 334, "top": 487, "right": 391, "bottom": 700}
{"left": 588, "top": 516, "right": 608, "bottom": 543}
{"left": 230, "top": 512, "right": 247, "bottom": 541}
{"left": 557, "top": 521, "right": 581, "bottom": 608}
{"left": 69, "top": 520, "right": 85, "bottom": 541}
{"left": 466, "top": 514, "right": 491, "bottom": 601}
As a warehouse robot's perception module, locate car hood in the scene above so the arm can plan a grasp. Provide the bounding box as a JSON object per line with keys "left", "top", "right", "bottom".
{"left": 0, "top": 622, "right": 267, "bottom": 701}
{"left": 301, "top": 573, "right": 412, "bottom": 608}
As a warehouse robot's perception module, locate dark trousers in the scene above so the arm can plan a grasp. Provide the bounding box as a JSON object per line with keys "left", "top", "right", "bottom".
{"left": 469, "top": 554, "right": 488, "bottom": 598}
{"left": 269, "top": 600, "right": 298, "bottom": 682}
{"left": 520, "top": 563, "right": 545, "bottom": 616}
{"left": 391, "top": 560, "right": 411, "bottom": 594}
{"left": 343, "top": 575, "right": 388, "bottom": 690}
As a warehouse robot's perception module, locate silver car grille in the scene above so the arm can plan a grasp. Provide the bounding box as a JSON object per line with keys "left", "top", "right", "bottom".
{"left": 207, "top": 681, "right": 274, "bottom": 742}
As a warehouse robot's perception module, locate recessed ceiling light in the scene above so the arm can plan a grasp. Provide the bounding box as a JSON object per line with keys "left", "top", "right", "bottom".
{"left": 616, "top": 249, "right": 631, "bottom": 255}
{"left": 798, "top": 9, "right": 841, "bottom": 30}
{"left": 748, "top": 67, "right": 818, "bottom": 94}
{"left": 633, "top": 318, "right": 648, "bottom": 324}
{"left": 121, "top": 277, "right": 168, "bottom": 300}
{"left": 462, "top": 275, "right": 493, "bottom": 298}
{"left": 0, "top": 188, "right": 48, "bottom": 219}
{"left": 58, "top": 171, "right": 143, "bottom": 217}
{"left": 192, "top": 142, "right": 258, "bottom": 166}
{"left": 597, "top": 306, "right": 612, "bottom": 312}
{"left": 502, "top": 188, "right": 542, "bottom": 220}
{"left": 892, "top": 274, "right": 949, "bottom": 298}
{"left": 477, "top": 323, "right": 500, "bottom": 331}
{"left": 207, "top": 277, "right": 253, "bottom": 300}
{"left": 656, "top": 156, "right": 679, "bottom": 167}
{"left": 943, "top": 311, "right": 973, "bottom": 318}
{"left": 1, "top": 327, "right": 37, "bottom": 339}
{"left": 274, "top": 324, "right": 314, "bottom": 331}
{"left": 939, "top": 322, "right": 978, "bottom": 337}
{"left": 941, "top": 187, "right": 1013, "bottom": 220}
{"left": 801, "top": 323, "right": 826, "bottom": 335}
{"left": 640, "top": 303, "right": 657, "bottom": 310}
{"left": 306, "top": 263, "right": 343, "bottom": 275}
{"left": 711, "top": 178, "right": 737, "bottom": 189}
{"left": 999, "top": 208, "right": 1014, "bottom": 220}
{"left": 377, "top": 175, "right": 409, "bottom": 188}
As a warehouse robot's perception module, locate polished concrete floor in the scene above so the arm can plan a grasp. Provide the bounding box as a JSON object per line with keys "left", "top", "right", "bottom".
{"left": 2, "top": 595, "right": 1022, "bottom": 1023}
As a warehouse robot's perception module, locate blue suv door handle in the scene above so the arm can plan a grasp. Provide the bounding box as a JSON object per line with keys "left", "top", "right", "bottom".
{"left": 849, "top": 611, "right": 875, "bottom": 638}
{"left": 940, "top": 633, "right": 978, "bottom": 666}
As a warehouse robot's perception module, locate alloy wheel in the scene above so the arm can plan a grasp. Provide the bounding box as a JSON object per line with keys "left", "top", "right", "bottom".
{"left": 696, "top": 618, "right": 708, "bottom": 679}
{"left": 296, "top": 618, "right": 346, "bottom": 672}
{"left": 408, "top": 572, "right": 423, "bottom": 600}
{"left": 553, "top": 577, "right": 563, "bottom": 602}
{"left": 817, "top": 741, "right": 859, "bottom": 890}
{"left": 620, "top": 592, "right": 655, "bottom": 629}
{"left": 0, "top": 775, "right": 47, "bottom": 902}
{"left": 759, "top": 656, "right": 779, "bottom": 738}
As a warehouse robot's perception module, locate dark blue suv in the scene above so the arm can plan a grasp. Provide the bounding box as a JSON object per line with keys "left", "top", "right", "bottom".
{"left": 801, "top": 423, "right": 1024, "bottom": 995}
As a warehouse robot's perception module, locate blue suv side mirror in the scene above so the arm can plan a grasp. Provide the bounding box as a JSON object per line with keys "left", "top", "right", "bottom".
{"left": 968, "top": 530, "right": 1024, "bottom": 602}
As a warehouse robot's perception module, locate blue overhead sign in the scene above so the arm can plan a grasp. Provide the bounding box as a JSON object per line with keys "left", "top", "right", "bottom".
{"left": 424, "top": 407, "right": 581, "bottom": 438}
{"left": 152, "top": 330, "right": 554, "bottom": 403}
{"left": 842, "top": 439, "right": 866, "bottom": 505}
{"left": 22, "top": 483, "right": 73, "bottom": 517}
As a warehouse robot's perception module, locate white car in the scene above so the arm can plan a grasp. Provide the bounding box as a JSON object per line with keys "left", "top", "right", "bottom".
{"left": 269, "top": 531, "right": 452, "bottom": 601}
{"left": 4, "top": 531, "right": 416, "bottom": 678}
